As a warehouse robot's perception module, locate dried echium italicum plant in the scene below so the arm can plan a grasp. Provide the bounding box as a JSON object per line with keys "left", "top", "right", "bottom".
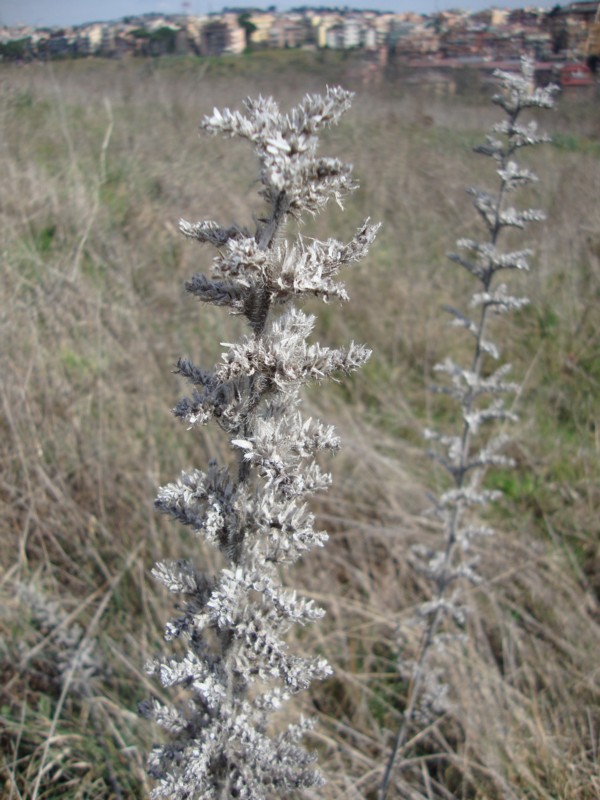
{"left": 16, "top": 583, "right": 103, "bottom": 698}
{"left": 380, "top": 58, "right": 559, "bottom": 797}
{"left": 140, "top": 88, "right": 379, "bottom": 799}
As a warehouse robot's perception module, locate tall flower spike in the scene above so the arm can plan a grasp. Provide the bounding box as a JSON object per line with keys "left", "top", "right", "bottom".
{"left": 143, "top": 89, "right": 379, "bottom": 799}
{"left": 380, "top": 57, "right": 558, "bottom": 799}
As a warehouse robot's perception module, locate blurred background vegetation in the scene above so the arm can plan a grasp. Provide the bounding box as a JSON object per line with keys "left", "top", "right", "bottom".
{"left": 0, "top": 52, "right": 598, "bottom": 799}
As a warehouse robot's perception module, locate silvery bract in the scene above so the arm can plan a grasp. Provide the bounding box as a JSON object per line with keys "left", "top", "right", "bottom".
{"left": 141, "top": 87, "right": 379, "bottom": 799}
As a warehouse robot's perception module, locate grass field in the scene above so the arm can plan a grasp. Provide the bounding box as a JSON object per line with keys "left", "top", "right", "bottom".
{"left": 0, "top": 52, "right": 599, "bottom": 799}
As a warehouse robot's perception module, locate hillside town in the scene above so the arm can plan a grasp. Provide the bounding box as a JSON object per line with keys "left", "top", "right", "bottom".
{"left": 1, "top": 3, "right": 600, "bottom": 86}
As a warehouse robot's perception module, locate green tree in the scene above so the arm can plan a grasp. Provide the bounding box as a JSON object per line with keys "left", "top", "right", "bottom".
{"left": 238, "top": 12, "right": 258, "bottom": 49}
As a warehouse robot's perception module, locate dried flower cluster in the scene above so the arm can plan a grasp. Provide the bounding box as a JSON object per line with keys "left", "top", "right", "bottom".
{"left": 380, "top": 57, "right": 558, "bottom": 797}
{"left": 142, "top": 87, "right": 379, "bottom": 799}
{"left": 16, "top": 583, "right": 102, "bottom": 698}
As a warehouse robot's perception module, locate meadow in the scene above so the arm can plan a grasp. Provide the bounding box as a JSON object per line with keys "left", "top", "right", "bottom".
{"left": 0, "top": 51, "right": 598, "bottom": 799}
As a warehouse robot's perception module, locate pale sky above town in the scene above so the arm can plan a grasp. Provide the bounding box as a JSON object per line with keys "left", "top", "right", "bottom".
{"left": 1, "top": 0, "right": 557, "bottom": 28}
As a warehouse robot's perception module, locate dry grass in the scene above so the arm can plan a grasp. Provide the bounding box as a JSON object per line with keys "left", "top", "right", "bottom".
{"left": 0, "top": 55, "right": 598, "bottom": 799}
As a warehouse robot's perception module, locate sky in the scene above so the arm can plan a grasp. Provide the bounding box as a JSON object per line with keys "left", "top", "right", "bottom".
{"left": 1, "top": 0, "right": 557, "bottom": 28}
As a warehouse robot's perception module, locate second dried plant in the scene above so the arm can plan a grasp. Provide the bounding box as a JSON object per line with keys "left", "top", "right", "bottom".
{"left": 381, "top": 57, "right": 559, "bottom": 798}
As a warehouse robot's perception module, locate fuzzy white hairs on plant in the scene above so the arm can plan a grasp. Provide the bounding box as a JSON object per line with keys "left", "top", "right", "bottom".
{"left": 380, "top": 57, "right": 559, "bottom": 798}
{"left": 141, "top": 88, "right": 379, "bottom": 799}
